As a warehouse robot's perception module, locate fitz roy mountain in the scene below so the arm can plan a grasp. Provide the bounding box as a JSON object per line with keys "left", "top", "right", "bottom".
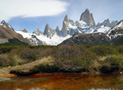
{"left": 0, "top": 9, "right": 122, "bottom": 45}
{"left": 16, "top": 9, "right": 119, "bottom": 45}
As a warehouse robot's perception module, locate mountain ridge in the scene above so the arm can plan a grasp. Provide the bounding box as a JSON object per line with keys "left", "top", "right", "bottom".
{"left": 0, "top": 9, "right": 122, "bottom": 45}
{"left": 61, "top": 20, "right": 123, "bottom": 45}
{"left": 0, "top": 20, "right": 31, "bottom": 45}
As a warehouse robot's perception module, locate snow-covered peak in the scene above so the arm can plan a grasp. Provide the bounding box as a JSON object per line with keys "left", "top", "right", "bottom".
{"left": 16, "top": 30, "right": 71, "bottom": 45}
{"left": 96, "top": 25, "right": 111, "bottom": 33}
{"left": 16, "top": 31, "right": 32, "bottom": 38}
{"left": 16, "top": 9, "right": 119, "bottom": 46}
{"left": 0, "top": 20, "right": 14, "bottom": 30}
{"left": 33, "top": 29, "right": 43, "bottom": 36}
{"left": 107, "top": 20, "right": 123, "bottom": 39}
{"left": 115, "top": 20, "right": 123, "bottom": 28}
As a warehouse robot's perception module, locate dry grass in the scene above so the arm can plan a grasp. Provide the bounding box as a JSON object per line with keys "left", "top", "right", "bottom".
{"left": 0, "top": 56, "right": 53, "bottom": 75}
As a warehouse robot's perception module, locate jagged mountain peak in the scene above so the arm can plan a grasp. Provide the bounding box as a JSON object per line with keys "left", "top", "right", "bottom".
{"left": 15, "top": 9, "right": 121, "bottom": 46}
{"left": 34, "top": 28, "right": 40, "bottom": 32}
{"left": 111, "top": 20, "right": 123, "bottom": 30}
{"left": 62, "top": 21, "right": 68, "bottom": 36}
{"left": 44, "top": 24, "right": 50, "bottom": 35}
{"left": 84, "top": 8, "right": 90, "bottom": 14}
{"left": 44, "top": 24, "right": 55, "bottom": 38}
{"left": 22, "top": 29, "right": 28, "bottom": 33}
{"left": 0, "top": 20, "right": 14, "bottom": 30}
{"left": 33, "top": 29, "right": 43, "bottom": 36}
{"left": 80, "top": 9, "right": 95, "bottom": 26}
{"left": 1, "top": 20, "right": 6, "bottom": 24}
{"left": 55, "top": 26, "right": 60, "bottom": 31}
{"left": 46, "top": 24, "right": 50, "bottom": 28}
{"left": 64, "top": 15, "right": 69, "bottom": 22}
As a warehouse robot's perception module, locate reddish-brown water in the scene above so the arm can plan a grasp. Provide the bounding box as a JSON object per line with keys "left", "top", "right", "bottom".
{"left": 0, "top": 73, "right": 122, "bottom": 90}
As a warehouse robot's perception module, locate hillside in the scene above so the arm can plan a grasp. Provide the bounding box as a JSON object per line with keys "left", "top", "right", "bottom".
{"left": 0, "top": 20, "right": 30, "bottom": 45}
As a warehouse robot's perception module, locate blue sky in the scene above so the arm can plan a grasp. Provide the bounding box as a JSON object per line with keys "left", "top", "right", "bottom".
{"left": 0, "top": 0, "right": 123, "bottom": 32}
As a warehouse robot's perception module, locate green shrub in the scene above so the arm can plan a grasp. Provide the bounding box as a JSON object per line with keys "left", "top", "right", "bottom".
{"left": 89, "top": 45, "right": 118, "bottom": 56}
{"left": 8, "top": 55, "right": 18, "bottom": 66}
{"left": 19, "top": 48, "right": 39, "bottom": 61}
{"left": 53, "top": 45, "right": 97, "bottom": 70}
{"left": 116, "top": 46, "right": 123, "bottom": 54}
{"left": 0, "top": 38, "right": 28, "bottom": 46}
{"left": 32, "top": 64, "right": 59, "bottom": 73}
{"left": 38, "top": 48, "right": 54, "bottom": 59}
{"left": 100, "top": 56, "right": 123, "bottom": 73}
{"left": 0, "top": 54, "right": 10, "bottom": 67}
{"left": 0, "top": 46, "right": 14, "bottom": 54}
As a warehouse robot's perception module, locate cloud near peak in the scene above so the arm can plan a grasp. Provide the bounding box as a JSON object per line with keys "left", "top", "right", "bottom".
{"left": 0, "top": 0, "right": 69, "bottom": 21}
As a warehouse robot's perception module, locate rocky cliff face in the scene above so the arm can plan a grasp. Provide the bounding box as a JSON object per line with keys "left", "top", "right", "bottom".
{"left": 44, "top": 24, "right": 55, "bottom": 38}
{"left": 80, "top": 9, "right": 95, "bottom": 26}
{"left": 55, "top": 26, "right": 60, "bottom": 35}
{"left": 61, "top": 15, "right": 69, "bottom": 36}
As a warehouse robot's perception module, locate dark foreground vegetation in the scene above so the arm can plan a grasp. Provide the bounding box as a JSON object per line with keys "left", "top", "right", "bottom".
{"left": 0, "top": 38, "right": 28, "bottom": 46}
{"left": 0, "top": 45, "right": 123, "bottom": 75}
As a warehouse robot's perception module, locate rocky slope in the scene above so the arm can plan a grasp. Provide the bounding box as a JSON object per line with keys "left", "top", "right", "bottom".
{"left": 61, "top": 33, "right": 110, "bottom": 45}
{"left": 0, "top": 20, "right": 30, "bottom": 45}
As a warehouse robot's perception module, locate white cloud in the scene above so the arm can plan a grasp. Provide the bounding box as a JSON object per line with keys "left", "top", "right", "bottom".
{"left": 0, "top": 0, "right": 69, "bottom": 21}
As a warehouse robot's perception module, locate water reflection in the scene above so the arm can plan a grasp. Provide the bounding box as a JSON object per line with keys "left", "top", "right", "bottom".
{"left": 0, "top": 74, "right": 122, "bottom": 90}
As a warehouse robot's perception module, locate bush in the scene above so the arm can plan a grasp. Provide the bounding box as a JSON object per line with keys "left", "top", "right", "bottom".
{"left": 89, "top": 45, "right": 118, "bottom": 56}
{"left": 19, "top": 48, "right": 39, "bottom": 61}
{"left": 38, "top": 48, "right": 54, "bottom": 59}
{"left": 53, "top": 45, "right": 97, "bottom": 70}
{"left": 0, "top": 46, "right": 14, "bottom": 54}
{"left": 0, "top": 54, "right": 10, "bottom": 67}
{"left": 8, "top": 55, "right": 18, "bottom": 66}
{"left": 100, "top": 56, "right": 123, "bottom": 73}
{"left": 116, "top": 46, "right": 123, "bottom": 54}
{"left": 32, "top": 64, "right": 59, "bottom": 73}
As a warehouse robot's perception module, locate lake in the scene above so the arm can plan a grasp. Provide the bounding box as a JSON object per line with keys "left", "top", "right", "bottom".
{"left": 0, "top": 74, "right": 122, "bottom": 90}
